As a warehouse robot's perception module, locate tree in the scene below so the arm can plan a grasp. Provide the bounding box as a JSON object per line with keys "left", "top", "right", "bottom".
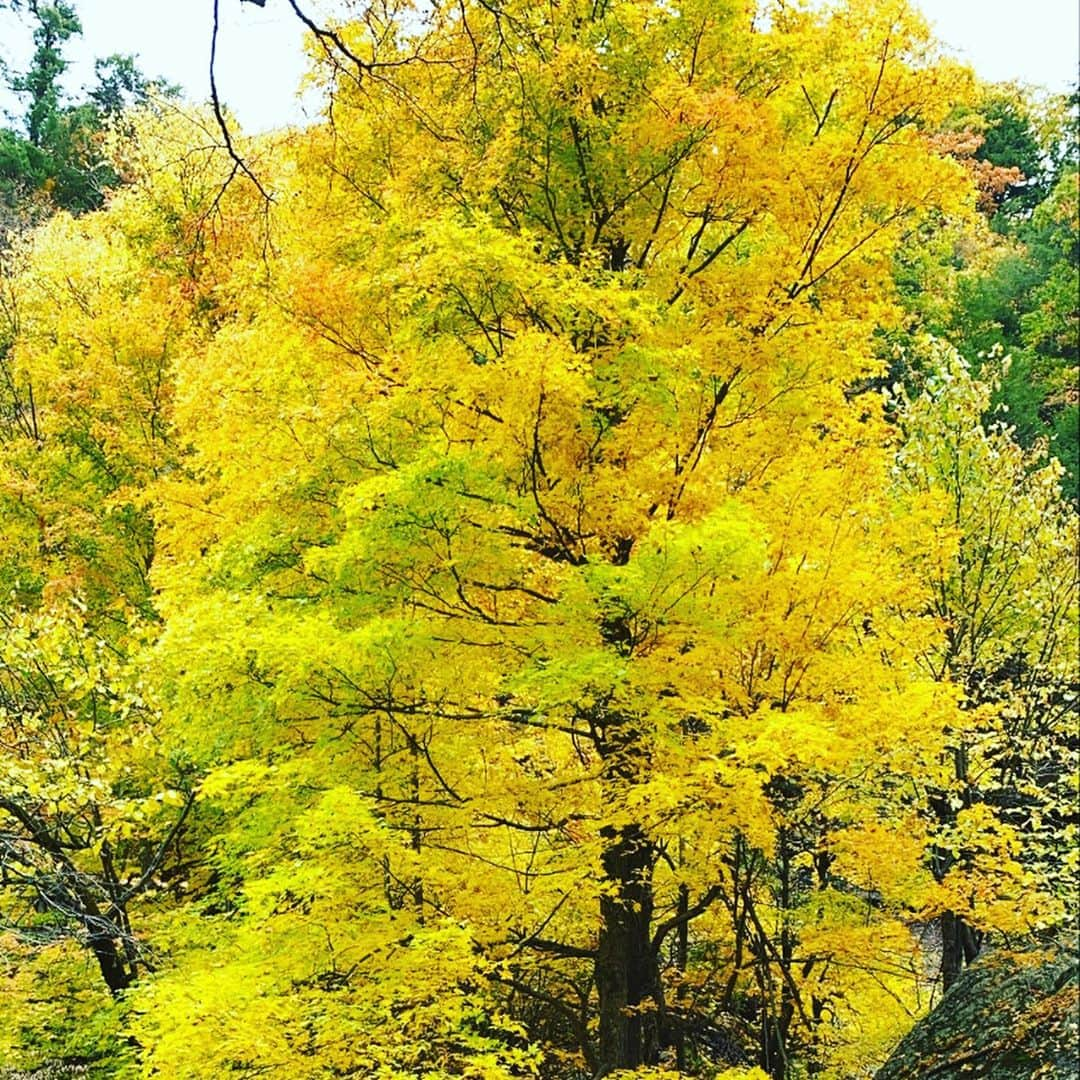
{"left": 0, "top": 603, "right": 194, "bottom": 995}
{"left": 93, "top": 1, "right": 973, "bottom": 1075}
{"left": 0, "top": 132, "right": 206, "bottom": 1070}
{"left": 894, "top": 342, "right": 1079, "bottom": 988}
{"left": 0, "top": 1, "right": 163, "bottom": 218}
{"left": 894, "top": 86, "right": 1079, "bottom": 490}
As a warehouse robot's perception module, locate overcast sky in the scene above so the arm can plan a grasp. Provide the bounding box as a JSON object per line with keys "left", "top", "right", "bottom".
{"left": 1, "top": 0, "right": 1077, "bottom": 133}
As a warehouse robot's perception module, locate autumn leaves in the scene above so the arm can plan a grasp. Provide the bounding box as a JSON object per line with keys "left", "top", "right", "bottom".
{"left": 0, "top": 1, "right": 1074, "bottom": 1077}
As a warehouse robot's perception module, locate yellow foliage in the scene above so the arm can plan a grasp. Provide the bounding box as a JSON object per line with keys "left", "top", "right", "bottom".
{"left": 1, "top": 2, "right": 1060, "bottom": 1078}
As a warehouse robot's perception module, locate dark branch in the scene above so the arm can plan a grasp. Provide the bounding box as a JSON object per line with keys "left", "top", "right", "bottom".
{"left": 210, "top": 0, "right": 273, "bottom": 202}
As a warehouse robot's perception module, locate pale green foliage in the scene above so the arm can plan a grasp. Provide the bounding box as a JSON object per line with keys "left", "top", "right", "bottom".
{"left": 895, "top": 340, "right": 1079, "bottom": 924}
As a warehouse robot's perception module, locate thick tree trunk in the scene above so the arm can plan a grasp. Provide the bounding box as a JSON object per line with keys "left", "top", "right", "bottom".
{"left": 594, "top": 823, "right": 663, "bottom": 1076}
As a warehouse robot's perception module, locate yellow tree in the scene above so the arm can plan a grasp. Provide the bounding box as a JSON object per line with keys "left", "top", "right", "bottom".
{"left": 127, "top": 1, "right": 974, "bottom": 1076}
{"left": 0, "top": 116, "right": 226, "bottom": 1067}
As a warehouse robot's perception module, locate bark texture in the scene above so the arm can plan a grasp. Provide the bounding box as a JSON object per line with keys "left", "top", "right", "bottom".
{"left": 595, "top": 823, "right": 663, "bottom": 1074}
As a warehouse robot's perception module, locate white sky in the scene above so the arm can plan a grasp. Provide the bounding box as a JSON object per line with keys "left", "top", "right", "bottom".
{"left": 0, "top": 0, "right": 1077, "bottom": 134}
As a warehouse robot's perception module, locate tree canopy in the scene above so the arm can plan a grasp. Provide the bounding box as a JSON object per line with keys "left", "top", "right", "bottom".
{"left": 0, "top": 2, "right": 1075, "bottom": 1078}
{"left": 0, "top": 0, "right": 165, "bottom": 220}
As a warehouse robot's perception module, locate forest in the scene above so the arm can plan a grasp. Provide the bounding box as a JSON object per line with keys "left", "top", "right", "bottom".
{"left": 0, "top": 1, "right": 1076, "bottom": 1077}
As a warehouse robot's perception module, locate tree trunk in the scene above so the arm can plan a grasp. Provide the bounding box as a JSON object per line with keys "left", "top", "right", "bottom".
{"left": 931, "top": 742, "right": 984, "bottom": 991}
{"left": 88, "top": 929, "right": 134, "bottom": 995}
{"left": 594, "top": 823, "right": 663, "bottom": 1076}
{"left": 941, "top": 911, "right": 982, "bottom": 991}
{"left": 674, "top": 879, "right": 689, "bottom": 1072}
